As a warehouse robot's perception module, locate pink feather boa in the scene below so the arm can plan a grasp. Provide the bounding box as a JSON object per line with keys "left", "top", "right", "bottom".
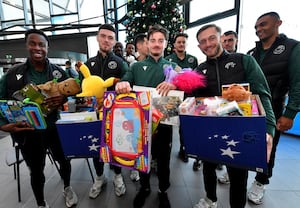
{"left": 172, "top": 70, "right": 206, "bottom": 93}
{"left": 164, "top": 66, "right": 206, "bottom": 93}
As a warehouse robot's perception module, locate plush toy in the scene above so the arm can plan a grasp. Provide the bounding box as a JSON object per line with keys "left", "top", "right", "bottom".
{"left": 37, "top": 78, "right": 81, "bottom": 97}
{"left": 222, "top": 83, "right": 251, "bottom": 101}
{"left": 164, "top": 66, "right": 206, "bottom": 93}
{"left": 76, "top": 61, "right": 119, "bottom": 105}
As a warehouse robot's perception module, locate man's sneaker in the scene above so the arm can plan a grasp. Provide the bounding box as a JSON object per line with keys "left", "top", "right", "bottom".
{"left": 193, "top": 159, "right": 202, "bottom": 171}
{"left": 113, "top": 174, "right": 126, "bottom": 196}
{"left": 89, "top": 175, "right": 107, "bottom": 199}
{"left": 216, "top": 164, "right": 223, "bottom": 170}
{"left": 218, "top": 172, "right": 230, "bottom": 184}
{"left": 158, "top": 192, "right": 171, "bottom": 208}
{"left": 178, "top": 148, "right": 189, "bottom": 163}
{"left": 133, "top": 188, "right": 151, "bottom": 208}
{"left": 63, "top": 186, "right": 78, "bottom": 208}
{"left": 248, "top": 180, "right": 265, "bottom": 204}
{"left": 130, "top": 170, "right": 140, "bottom": 182}
{"left": 38, "top": 201, "right": 50, "bottom": 208}
{"left": 194, "top": 197, "right": 217, "bottom": 208}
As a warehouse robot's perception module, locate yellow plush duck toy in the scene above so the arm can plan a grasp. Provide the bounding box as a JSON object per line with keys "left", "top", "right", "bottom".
{"left": 76, "top": 61, "right": 119, "bottom": 105}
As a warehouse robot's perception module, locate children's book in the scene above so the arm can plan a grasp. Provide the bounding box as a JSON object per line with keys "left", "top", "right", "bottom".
{"left": 0, "top": 99, "right": 47, "bottom": 129}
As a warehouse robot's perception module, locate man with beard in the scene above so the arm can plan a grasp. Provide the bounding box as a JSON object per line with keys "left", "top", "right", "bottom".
{"left": 116, "top": 24, "right": 178, "bottom": 208}
{"left": 247, "top": 12, "right": 300, "bottom": 205}
{"left": 192, "top": 24, "right": 275, "bottom": 208}
{"left": 85, "top": 24, "right": 129, "bottom": 199}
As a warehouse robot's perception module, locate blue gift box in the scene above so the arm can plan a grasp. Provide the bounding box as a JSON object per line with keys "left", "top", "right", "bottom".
{"left": 56, "top": 120, "right": 102, "bottom": 158}
{"left": 179, "top": 96, "right": 268, "bottom": 173}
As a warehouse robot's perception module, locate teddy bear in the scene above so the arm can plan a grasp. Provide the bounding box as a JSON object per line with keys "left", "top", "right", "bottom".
{"left": 222, "top": 83, "right": 251, "bottom": 102}
{"left": 76, "top": 61, "right": 119, "bottom": 105}
{"left": 37, "top": 78, "right": 81, "bottom": 97}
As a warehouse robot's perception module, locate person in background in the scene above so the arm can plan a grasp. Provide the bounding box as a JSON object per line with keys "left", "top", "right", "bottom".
{"left": 134, "top": 33, "right": 149, "bottom": 61}
{"left": 125, "top": 42, "right": 136, "bottom": 65}
{"left": 217, "top": 30, "right": 239, "bottom": 184}
{"left": 65, "top": 60, "right": 79, "bottom": 78}
{"left": 85, "top": 24, "right": 129, "bottom": 199}
{"left": 113, "top": 41, "right": 126, "bottom": 60}
{"left": 247, "top": 11, "right": 300, "bottom": 205}
{"left": 0, "top": 29, "right": 78, "bottom": 208}
{"left": 221, "top": 30, "right": 238, "bottom": 53}
{"left": 116, "top": 24, "right": 178, "bottom": 208}
{"left": 193, "top": 24, "right": 275, "bottom": 208}
{"left": 74, "top": 63, "right": 83, "bottom": 80}
{"left": 165, "top": 33, "right": 201, "bottom": 170}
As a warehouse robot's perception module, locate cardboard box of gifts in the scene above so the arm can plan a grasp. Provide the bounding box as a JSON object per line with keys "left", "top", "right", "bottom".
{"left": 56, "top": 112, "right": 101, "bottom": 158}
{"left": 179, "top": 95, "right": 268, "bottom": 173}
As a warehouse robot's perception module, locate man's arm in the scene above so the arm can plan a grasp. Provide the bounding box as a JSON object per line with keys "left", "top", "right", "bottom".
{"left": 243, "top": 54, "right": 276, "bottom": 137}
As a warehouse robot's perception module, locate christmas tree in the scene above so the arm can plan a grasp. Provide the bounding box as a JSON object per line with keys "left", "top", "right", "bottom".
{"left": 123, "top": 0, "right": 186, "bottom": 55}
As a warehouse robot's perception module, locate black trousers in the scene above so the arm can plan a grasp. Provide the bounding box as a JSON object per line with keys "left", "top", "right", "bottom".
{"left": 203, "top": 162, "right": 248, "bottom": 208}
{"left": 13, "top": 125, "right": 71, "bottom": 206}
{"left": 139, "top": 124, "right": 173, "bottom": 192}
{"left": 92, "top": 158, "right": 121, "bottom": 176}
{"left": 255, "top": 102, "right": 283, "bottom": 184}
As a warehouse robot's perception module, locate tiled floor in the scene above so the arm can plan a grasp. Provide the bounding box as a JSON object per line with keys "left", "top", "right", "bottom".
{"left": 0, "top": 128, "right": 300, "bottom": 208}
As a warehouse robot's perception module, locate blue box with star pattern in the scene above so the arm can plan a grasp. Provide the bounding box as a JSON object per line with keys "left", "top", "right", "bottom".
{"left": 179, "top": 95, "right": 268, "bottom": 173}
{"left": 56, "top": 120, "right": 102, "bottom": 158}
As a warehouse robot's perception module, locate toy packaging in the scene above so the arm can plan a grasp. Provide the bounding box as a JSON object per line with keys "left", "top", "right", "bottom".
{"left": 0, "top": 99, "right": 47, "bottom": 129}
{"left": 133, "top": 85, "right": 184, "bottom": 126}
{"left": 100, "top": 91, "right": 152, "bottom": 173}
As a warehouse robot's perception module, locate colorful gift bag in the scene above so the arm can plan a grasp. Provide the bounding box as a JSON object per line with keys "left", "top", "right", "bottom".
{"left": 100, "top": 91, "right": 152, "bottom": 173}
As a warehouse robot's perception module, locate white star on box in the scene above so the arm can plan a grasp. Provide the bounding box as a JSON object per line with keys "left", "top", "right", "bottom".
{"left": 89, "top": 143, "right": 100, "bottom": 152}
{"left": 222, "top": 135, "right": 230, "bottom": 140}
{"left": 91, "top": 137, "right": 99, "bottom": 143}
{"left": 226, "top": 139, "right": 239, "bottom": 146}
{"left": 220, "top": 147, "right": 240, "bottom": 159}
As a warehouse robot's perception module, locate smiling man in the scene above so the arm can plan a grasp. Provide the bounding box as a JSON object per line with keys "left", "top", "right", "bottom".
{"left": 247, "top": 12, "right": 300, "bottom": 205}
{"left": 116, "top": 24, "right": 177, "bottom": 208}
{"left": 84, "top": 24, "right": 129, "bottom": 199}
{"left": 192, "top": 24, "right": 276, "bottom": 208}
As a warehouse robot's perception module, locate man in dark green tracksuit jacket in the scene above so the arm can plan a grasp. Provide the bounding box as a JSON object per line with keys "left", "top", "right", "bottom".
{"left": 193, "top": 24, "right": 276, "bottom": 208}
{"left": 116, "top": 24, "right": 177, "bottom": 208}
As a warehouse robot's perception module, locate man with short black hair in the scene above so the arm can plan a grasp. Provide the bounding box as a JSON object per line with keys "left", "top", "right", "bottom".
{"left": 222, "top": 30, "right": 238, "bottom": 53}
{"left": 0, "top": 29, "right": 78, "bottom": 208}
{"left": 65, "top": 60, "right": 79, "bottom": 78}
{"left": 247, "top": 11, "right": 300, "bottom": 205}
{"left": 85, "top": 24, "right": 129, "bottom": 199}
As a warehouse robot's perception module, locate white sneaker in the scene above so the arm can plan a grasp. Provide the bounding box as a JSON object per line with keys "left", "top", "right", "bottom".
{"left": 89, "top": 175, "right": 107, "bottom": 199}
{"left": 130, "top": 170, "right": 140, "bottom": 181}
{"left": 218, "top": 172, "right": 230, "bottom": 184}
{"left": 248, "top": 180, "right": 265, "bottom": 204}
{"left": 113, "top": 174, "right": 126, "bottom": 196}
{"left": 194, "top": 197, "right": 217, "bottom": 208}
{"left": 63, "top": 186, "right": 78, "bottom": 208}
{"left": 38, "top": 201, "right": 50, "bottom": 208}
